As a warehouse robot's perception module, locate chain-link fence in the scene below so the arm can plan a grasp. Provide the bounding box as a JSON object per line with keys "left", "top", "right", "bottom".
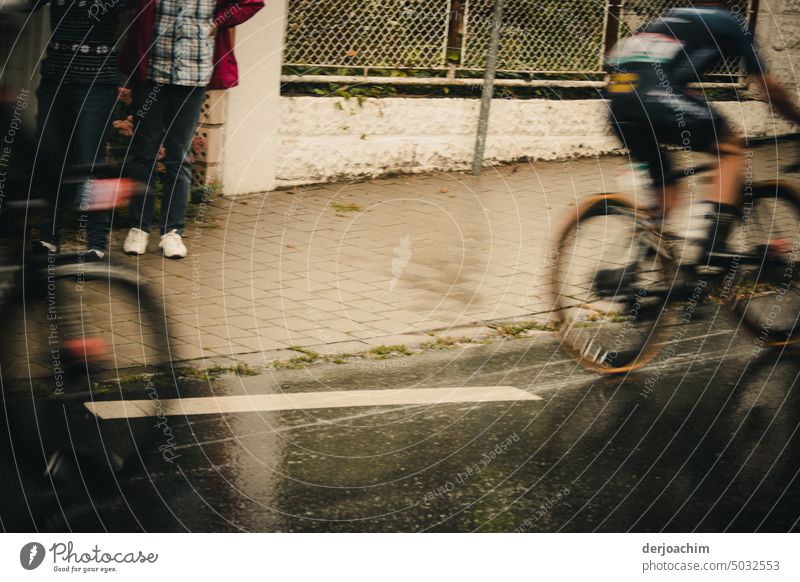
{"left": 461, "top": 0, "right": 609, "bottom": 73}
{"left": 283, "top": 0, "right": 453, "bottom": 71}
{"left": 282, "top": 0, "right": 756, "bottom": 86}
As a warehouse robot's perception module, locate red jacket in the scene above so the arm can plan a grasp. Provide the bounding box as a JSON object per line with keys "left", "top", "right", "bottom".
{"left": 119, "top": 0, "right": 265, "bottom": 90}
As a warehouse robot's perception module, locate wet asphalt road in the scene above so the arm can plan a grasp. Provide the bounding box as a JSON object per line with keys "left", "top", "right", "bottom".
{"left": 2, "top": 305, "right": 800, "bottom": 532}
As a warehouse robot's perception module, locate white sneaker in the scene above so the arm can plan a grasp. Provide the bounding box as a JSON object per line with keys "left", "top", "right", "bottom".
{"left": 38, "top": 240, "right": 58, "bottom": 253}
{"left": 123, "top": 227, "right": 149, "bottom": 255}
{"left": 86, "top": 249, "right": 105, "bottom": 261}
{"left": 159, "top": 229, "right": 186, "bottom": 259}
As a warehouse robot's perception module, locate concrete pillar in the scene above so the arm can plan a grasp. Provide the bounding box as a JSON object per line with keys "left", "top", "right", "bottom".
{"left": 222, "top": 0, "right": 288, "bottom": 196}
{"left": 192, "top": 90, "right": 228, "bottom": 195}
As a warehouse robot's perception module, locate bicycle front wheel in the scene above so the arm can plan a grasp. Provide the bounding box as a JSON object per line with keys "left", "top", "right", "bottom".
{"left": 1, "top": 260, "right": 172, "bottom": 473}
{"left": 551, "top": 194, "right": 676, "bottom": 374}
{"left": 2, "top": 261, "right": 171, "bottom": 388}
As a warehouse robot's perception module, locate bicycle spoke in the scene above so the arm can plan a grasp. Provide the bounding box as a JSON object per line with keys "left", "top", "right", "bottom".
{"left": 552, "top": 196, "right": 675, "bottom": 373}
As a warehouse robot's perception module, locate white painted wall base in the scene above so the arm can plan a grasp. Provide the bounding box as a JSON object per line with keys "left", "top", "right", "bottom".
{"left": 275, "top": 97, "right": 795, "bottom": 188}
{"left": 216, "top": 0, "right": 799, "bottom": 193}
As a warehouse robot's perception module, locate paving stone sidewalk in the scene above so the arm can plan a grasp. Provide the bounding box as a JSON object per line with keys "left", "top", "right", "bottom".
{"left": 91, "top": 140, "right": 800, "bottom": 369}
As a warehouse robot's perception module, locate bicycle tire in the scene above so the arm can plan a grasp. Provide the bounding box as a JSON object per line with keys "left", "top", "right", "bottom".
{"left": 550, "top": 194, "right": 677, "bottom": 374}
{"left": 1, "top": 259, "right": 172, "bottom": 478}
{"left": 730, "top": 181, "right": 800, "bottom": 347}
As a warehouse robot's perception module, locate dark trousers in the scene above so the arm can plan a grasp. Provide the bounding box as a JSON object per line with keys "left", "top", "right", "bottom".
{"left": 35, "top": 78, "right": 116, "bottom": 251}
{"left": 127, "top": 81, "right": 206, "bottom": 235}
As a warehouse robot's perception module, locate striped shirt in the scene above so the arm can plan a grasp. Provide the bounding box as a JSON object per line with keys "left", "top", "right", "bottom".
{"left": 41, "top": 0, "right": 123, "bottom": 85}
{"left": 149, "top": 0, "right": 216, "bottom": 86}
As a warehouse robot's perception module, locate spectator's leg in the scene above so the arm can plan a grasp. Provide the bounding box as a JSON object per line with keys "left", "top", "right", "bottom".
{"left": 71, "top": 84, "right": 117, "bottom": 253}
{"left": 158, "top": 85, "right": 206, "bottom": 235}
{"left": 34, "top": 79, "right": 71, "bottom": 249}
{"left": 127, "top": 80, "right": 166, "bottom": 233}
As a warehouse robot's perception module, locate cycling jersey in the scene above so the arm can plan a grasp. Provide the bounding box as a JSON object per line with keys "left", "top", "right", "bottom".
{"left": 606, "top": 6, "right": 764, "bottom": 187}
{"left": 607, "top": 6, "right": 764, "bottom": 95}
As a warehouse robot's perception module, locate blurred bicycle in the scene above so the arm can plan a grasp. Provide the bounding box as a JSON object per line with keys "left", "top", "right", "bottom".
{"left": 0, "top": 2, "right": 170, "bottom": 505}
{"left": 549, "top": 151, "right": 800, "bottom": 374}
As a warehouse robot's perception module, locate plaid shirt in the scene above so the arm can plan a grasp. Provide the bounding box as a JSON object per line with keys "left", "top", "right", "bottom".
{"left": 149, "top": 0, "right": 216, "bottom": 86}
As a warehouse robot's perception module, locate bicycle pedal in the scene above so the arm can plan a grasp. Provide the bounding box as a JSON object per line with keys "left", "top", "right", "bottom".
{"left": 44, "top": 450, "right": 78, "bottom": 481}
{"left": 593, "top": 265, "right": 641, "bottom": 295}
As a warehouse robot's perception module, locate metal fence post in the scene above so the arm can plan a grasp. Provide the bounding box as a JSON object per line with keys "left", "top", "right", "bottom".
{"left": 471, "top": 0, "right": 504, "bottom": 176}
{"left": 602, "top": 0, "right": 623, "bottom": 57}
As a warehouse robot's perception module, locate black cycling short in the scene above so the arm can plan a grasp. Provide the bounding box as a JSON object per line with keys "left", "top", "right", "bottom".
{"left": 609, "top": 91, "right": 730, "bottom": 187}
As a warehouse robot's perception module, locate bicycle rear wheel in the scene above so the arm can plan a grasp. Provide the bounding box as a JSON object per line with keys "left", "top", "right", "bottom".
{"left": 730, "top": 182, "right": 800, "bottom": 346}
{"left": 551, "top": 194, "right": 676, "bottom": 374}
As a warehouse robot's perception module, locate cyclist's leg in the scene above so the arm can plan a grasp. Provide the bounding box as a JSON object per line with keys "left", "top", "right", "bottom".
{"left": 610, "top": 102, "right": 678, "bottom": 220}
{"left": 599, "top": 107, "right": 673, "bottom": 292}
{"left": 650, "top": 165, "right": 680, "bottom": 221}
{"left": 626, "top": 125, "right": 680, "bottom": 222}
{"left": 680, "top": 100, "right": 742, "bottom": 268}
{"left": 706, "top": 130, "right": 745, "bottom": 208}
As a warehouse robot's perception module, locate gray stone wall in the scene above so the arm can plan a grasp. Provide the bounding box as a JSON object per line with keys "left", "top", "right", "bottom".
{"left": 757, "top": 0, "right": 800, "bottom": 86}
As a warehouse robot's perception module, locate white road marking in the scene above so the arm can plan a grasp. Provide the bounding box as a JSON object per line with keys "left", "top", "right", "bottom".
{"left": 84, "top": 386, "right": 542, "bottom": 420}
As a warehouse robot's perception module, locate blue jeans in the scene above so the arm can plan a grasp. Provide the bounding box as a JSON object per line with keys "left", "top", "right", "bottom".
{"left": 35, "top": 79, "right": 116, "bottom": 251}
{"left": 127, "top": 81, "right": 206, "bottom": 235}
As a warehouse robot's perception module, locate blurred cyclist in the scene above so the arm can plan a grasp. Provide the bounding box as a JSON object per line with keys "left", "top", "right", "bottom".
{"left": 606, "top": 1, "right": 800, "bottom": 278}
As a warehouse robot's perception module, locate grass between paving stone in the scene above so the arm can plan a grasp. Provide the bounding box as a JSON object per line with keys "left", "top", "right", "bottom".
{"left": 107, "top": 321, "right": 560, "bottom": 383}
{"left": 490, "top": 321, "right": 558, "bottom": 337}
{"left": 367, "top": 344, "right": 413, "bottom": 358}
{"left": 420, "top": 336, "right": 490, "bottom": 350}
{"left": 175, "top": 362, "right": 259, "bottom": 382}
{"left": 330, "top": 202, "right": 362, "bottom": 214}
